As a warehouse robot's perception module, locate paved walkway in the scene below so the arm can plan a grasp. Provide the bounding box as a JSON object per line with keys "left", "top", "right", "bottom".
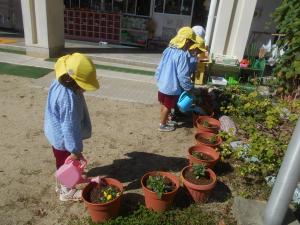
{"left": 0, "top": 51, "right": 158, "bottom": 105}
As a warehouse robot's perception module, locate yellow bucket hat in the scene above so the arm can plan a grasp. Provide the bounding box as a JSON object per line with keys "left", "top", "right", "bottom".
{"left": 54, "top": 53, "right": 99, "bottom": 91}
{"left": 169, "top": 27, "right": 197, "bottom": 49}
{"left": 189, "top": 36, "right": 206, "bottom": 52}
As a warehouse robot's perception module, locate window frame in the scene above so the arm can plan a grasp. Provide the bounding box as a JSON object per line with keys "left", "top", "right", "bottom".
{"left": 154, "top": 0, "right": 194, "bottom": 16}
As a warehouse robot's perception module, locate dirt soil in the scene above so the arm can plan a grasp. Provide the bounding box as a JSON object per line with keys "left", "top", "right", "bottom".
{"left": 1, "top": 74, "right": 210, "bottom": 225}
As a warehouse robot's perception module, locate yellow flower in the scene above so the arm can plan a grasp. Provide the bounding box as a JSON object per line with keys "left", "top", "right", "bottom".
{"left": 103, "top": 191, "right": 107, "bottom": 197}
{"left": 107, "top": 195, "right": 112, "bottom": 200}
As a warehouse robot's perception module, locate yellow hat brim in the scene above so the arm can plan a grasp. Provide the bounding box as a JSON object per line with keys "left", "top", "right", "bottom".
{"left": 71, "top": 72, "right": 100, "bottom": 91}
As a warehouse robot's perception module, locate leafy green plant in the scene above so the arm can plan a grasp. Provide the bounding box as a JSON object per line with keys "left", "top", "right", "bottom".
{"left": 220, "top": 86, "right": 300, "bottom": 179}
{"left": 192, "top": 152, "right": 205, "bottom": 160}
{"left": 192, "top": 164, "right": 206, "bottom": 179}
{"left": 146, "top": 175, "right": 173, "bottom": 199}
{"left": 202, "top": 120, "right": 211, "bottom": 128}
{"left": 272, "top": 0, "right": 300, "bottom": 97}
{"left": 209, "top": 135, "right": 217, "bottom": 144}
{"left": 99, "top": 186, "right": 120, "bottom": 203}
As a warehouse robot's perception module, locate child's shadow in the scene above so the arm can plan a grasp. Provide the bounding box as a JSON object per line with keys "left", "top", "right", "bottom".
{"left": 86, "top": 151, "right": 188, "bottom": 191}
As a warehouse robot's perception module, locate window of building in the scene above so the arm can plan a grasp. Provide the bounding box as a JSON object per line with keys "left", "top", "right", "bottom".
{"left": 136, "top": 0, "right": 151, "bottom": 16}
{"left": 165, "top": 0, "right": 181, "bottom": 14}
{"left": 181, "top": 0, "right": 193, "bottom": 15}
{"left": 154, "top": 0, "right": 194, "bottom": 15}
{"left": 154, "top": 0, "right": 164, "bottom": 13}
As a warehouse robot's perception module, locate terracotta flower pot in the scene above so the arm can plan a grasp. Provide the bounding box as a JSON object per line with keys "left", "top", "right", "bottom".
{"left": 188, "top": 144, "right": 220, "bottom": 168}
{"left": 196, "top": 117, "right": 221, "bottom": 133}
{"left": 82, "top": 178, "right": 123, "bottom": 223}
{"left": 195, "top": 131, "right": 223, "bottom": 147}
{"left": 193, "top": 115, "right": 211, "bottom": 128}
{"left": 181, "top": 165, "right": 217, "bottom": 203}
{"left": 141, "top": 171, "right": 179, "bottom": 212}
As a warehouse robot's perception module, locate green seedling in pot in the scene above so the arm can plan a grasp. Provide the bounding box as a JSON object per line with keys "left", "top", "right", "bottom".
{"left": 192, "top": 164, "right": 206, "bottom": 179}
{"left": 192, "top": 151, "right": 205, "bottom": 159}
{"left": 209, "top": 135, "right": 218, "bottom": 144}
{"left": 146, "top": 175, "right": 173, "bottom": 199}
{"left": 202, "top": 120, "right": 212, "bottom": 128}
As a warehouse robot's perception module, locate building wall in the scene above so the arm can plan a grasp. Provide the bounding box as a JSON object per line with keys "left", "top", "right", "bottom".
{"left": 0, "top": 0, "right": 23, "bottom": 31}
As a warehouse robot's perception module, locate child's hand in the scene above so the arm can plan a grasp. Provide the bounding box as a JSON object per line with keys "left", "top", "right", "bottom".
{"left": 71, "top": 152, "right": 83, "bottom": 160}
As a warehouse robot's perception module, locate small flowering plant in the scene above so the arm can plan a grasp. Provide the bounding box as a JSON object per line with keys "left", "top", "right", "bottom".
{"left": 146, "top": 175, "right": 173, "bottom": 199}
{"left": 98, "top": 185, "right": 120, "bottom": 203}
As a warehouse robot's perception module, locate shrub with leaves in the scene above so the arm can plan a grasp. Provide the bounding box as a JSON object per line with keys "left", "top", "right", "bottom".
{"left": 220, "top": 86, "right": 300, "bottom": 179}
{"left": 272, "top": 0, "right": 300, "bottom": 97}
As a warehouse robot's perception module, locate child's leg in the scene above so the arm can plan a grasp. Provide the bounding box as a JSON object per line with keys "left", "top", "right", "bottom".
{"left": 52, "top": 147, "right": 71, "bottom": 193}
{"left": 160, "top": 104, "right": 170, "bottom": 125}
{"left": 52, "top": 146, "right": 71, "bottom": 169}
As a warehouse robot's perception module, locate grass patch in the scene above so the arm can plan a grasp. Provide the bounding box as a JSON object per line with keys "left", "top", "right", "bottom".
{"left": 45, "top": 58, "right": 155, "bottom": 76}
{"left": 0, "top": 62, "right": 52, "bottom": 78}
{"left": 69, "top": 204, "right": 234, "bottom": 225}
{"left": 0, "top": 47, "right": 26, "bottom": 55}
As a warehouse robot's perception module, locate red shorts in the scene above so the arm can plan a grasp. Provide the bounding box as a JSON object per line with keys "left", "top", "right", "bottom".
{"left": 158, "top": 91, "right": 179, "bottom": 110}
{"left": 52, "top": 146, "right": 71, "bottom": 169}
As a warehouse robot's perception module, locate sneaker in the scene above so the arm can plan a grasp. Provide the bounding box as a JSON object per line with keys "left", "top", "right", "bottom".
{"left": 59, "top": 185, "right": 82, "bottom": 202}
{"left": 158, "top": 124, "right": 175, "bottom": 132}
{"left": 167, "top": 120, "right": 177, "bottom": 127}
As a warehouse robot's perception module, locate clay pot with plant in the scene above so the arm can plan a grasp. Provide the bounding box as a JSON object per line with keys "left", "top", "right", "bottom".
{"left": 193, "top": 115, "right": 211, "bottom": 128}
{"left": 188, "top": 144, "right": 220, "bottom": 168}
{"left": 82, "top": 177, "right": 123, "bottom": 223}
{"left": 195, "top": 131, "right": 222, "bottom": 147}
{"left": 141, "top": 171, "right": 179, "bottom": 212}
{"left": 196, "top": 116, "right": 221, "bottom": 133}
{"left": 181, "top": 164, "right": 217, "bottom": 203}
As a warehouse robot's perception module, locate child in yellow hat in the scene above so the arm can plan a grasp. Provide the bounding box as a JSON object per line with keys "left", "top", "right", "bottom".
{"left": 189, "top": 36, "right": 208, "bottom": 80}
{"left": 44, "top": 53, "right": 99, "bottom": 201}
{"left": 155, "top": 27, "right": 196, "bottom": 132}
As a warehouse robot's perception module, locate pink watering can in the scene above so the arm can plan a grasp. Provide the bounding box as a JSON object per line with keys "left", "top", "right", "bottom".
{"left": 55, "top": 155, "right": 87, "bottom": 188}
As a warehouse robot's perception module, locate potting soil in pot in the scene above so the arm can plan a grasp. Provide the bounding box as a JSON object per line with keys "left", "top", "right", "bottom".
{"left": 183, "top": 168, "right": 213, "bottom": 186}
{"left": 192, "top": 152, "right": 214, "bottom": 161}
{"left": 196, "top": 136, "right": 215, "bottom": 145}
{"left": 202, "top": 121, "right": 218, "bottom": 130}
{"left": 89, "top": 184, "right": 121, "bottom": 204}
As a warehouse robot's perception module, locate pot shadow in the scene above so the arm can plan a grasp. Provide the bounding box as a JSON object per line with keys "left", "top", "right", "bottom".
{"left": 173, "top": 186, "right": 194, "bottom": 208}
{"left": 86, "top": 151, "right": 189, "bottom": 191}
{"left": 214, "top": 160, "right": 234, "bottom": 176}
{"left": 120, "top": 193, "right": 145, "bottom": 216}
{"left": 209, "top": 180, "right": 232, "bottom": 203}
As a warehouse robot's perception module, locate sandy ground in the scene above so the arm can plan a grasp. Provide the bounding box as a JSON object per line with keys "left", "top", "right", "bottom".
{"left": 0, "top": 74, "right": 198, "bottom": 225}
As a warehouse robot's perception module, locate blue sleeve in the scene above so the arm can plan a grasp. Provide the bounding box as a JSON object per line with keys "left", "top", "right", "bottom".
{"left": 190, "top": 57, "right": 197, "bottom": 74}
{"left": 59, "top": 94, "right": 83, "bottom": 153}
{"left": 155, "top": 49, "right": 166, "bottom": 81}
{"left": 177, "top": 53, "right": 193, "bottom": 91}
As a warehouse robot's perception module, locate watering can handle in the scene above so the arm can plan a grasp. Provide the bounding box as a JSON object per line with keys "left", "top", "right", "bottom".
{"left": 179, "top": 91, "right": 188, "bottom": 102}
{"left": 64, "top": 155, "right": 87, "bottom": 170}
